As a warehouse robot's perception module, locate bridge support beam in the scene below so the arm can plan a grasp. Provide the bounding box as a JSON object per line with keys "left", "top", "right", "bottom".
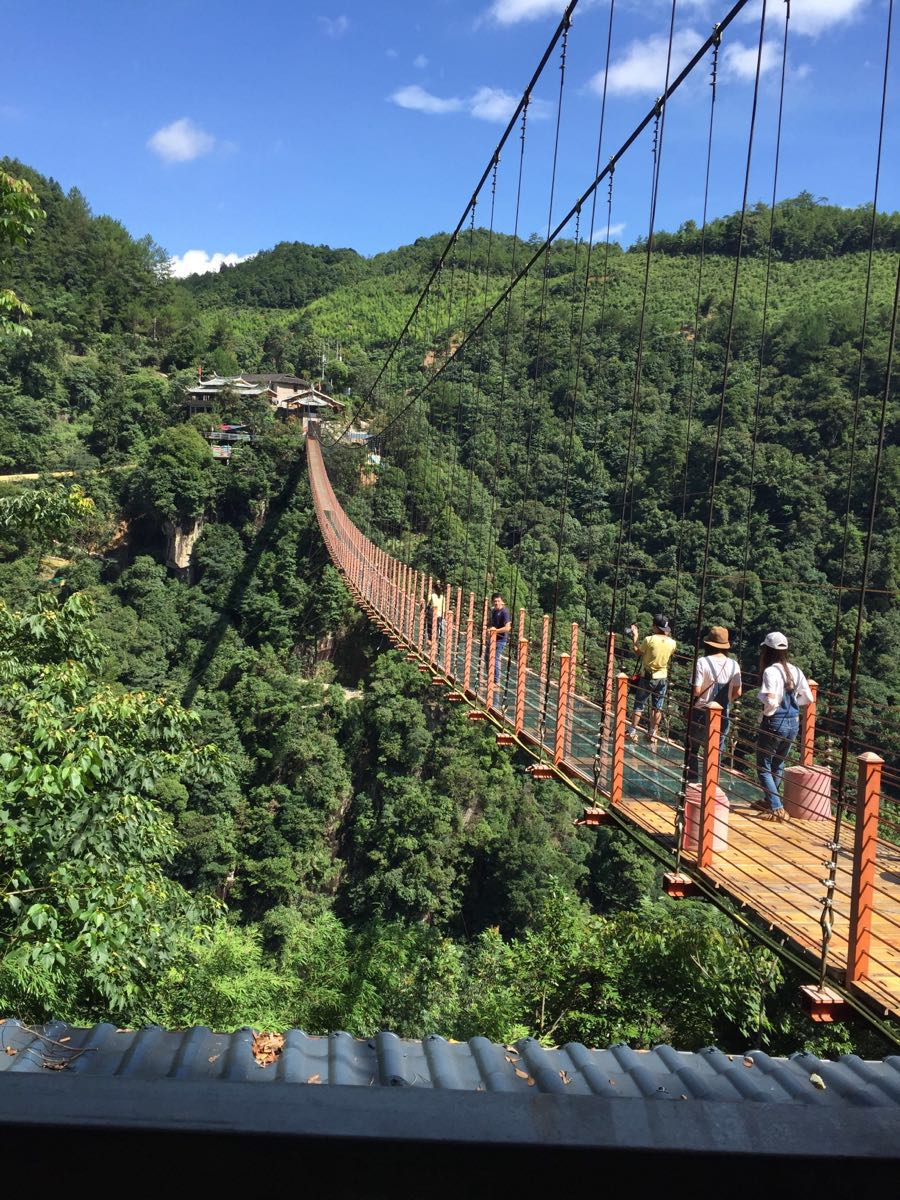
{"left": 515, "top": 637, "right": 529, "bottom": 737}
{"left": 846, "top": 752, "right": 884, "bottom": 985}
{"left": 540, "top": 615, "right": 550, "bottom": 692}
{"left": 699, "top": 702, "right": 723, "bottom": 870}
{"left": 800, "top": 680, "right": 818, "bottom": 767}
{"left": 554, "top": 653, "right": 571, "bottom": 766}
{"left": 486, "top": 628, "right": 498, "bottom": 711}
{"left": 565, "top": 623, "right": 578, "bottom": 760}
{"left": 462, "top": 595, "right": 474, "bottom": 694}
{"left": 610, "top": 673, "right": 629, "bottom": 807}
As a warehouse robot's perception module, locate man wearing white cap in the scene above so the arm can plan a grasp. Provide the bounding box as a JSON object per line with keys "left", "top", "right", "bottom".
{"left": 754, "top": 631, "right": 814, "bottom": 822}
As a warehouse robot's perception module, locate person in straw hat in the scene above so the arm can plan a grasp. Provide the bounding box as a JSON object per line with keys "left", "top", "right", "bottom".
{"left": 687, "top": 625, "right": 742, "bottom": 784}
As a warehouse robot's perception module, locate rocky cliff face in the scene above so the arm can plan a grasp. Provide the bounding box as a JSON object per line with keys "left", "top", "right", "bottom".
{"left": 163, "top": 517, "right": 204, "bottom": 577}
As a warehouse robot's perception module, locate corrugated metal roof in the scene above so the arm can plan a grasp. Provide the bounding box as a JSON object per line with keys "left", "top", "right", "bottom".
{"left": 2, "top": 1021, "right": 899, "bottom": 1107}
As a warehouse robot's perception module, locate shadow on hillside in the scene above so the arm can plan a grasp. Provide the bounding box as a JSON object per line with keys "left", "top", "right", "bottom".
{"left": 181, "top": 455, "right": 306, "bottom": 707}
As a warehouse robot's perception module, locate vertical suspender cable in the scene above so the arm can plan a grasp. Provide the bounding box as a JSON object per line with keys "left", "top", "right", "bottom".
{"left": 817, "top": 0, "right": 895, "bottom": 987}
{"left": 674, "top": 0, "right": 768, "bottom": 871}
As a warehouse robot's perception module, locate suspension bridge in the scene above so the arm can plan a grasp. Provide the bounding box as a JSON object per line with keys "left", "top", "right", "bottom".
{"left": 306, "top": 0, "right": 900, "bottom": 1037}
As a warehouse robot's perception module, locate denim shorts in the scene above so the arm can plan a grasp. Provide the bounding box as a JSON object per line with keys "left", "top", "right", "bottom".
{"left": 634, "top": 675, "right": 667, "bottom": 712}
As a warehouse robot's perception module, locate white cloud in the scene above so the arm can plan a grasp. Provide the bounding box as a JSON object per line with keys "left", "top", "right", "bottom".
{"left": 724, "top": 38, "right": 780, "bottom": 81}
{"left": 168, "top": 250, "right": 253, "bottom": 279}
{"left": 390, "top": 85, "right": 464, "bottom": 114}
{"left": 486, "top": 0, "right": 569, "bottom": 24}
{"left": 469, "top": 86, "right": 518, "bottom": 121}
{"left": 736, "top": 0, "right": 867, "bottom": 36}
{"left": 791, "top": 0, "right": 868, "bottom": 36}
{"left": 590, "top": 221, "right": 626, "bottom": 244}
{"left": 148, "top": 117, "right": 216, "bottom": 164}
{"left": 390, "top": 83, "right": 549, "bottom": 122}
{"left": 319, "top": 14, "right": 349, "bottom": 37}
{"left": 414, "top": 54, "right": 429, "bottom": 69}
{"left": 590, "top": 29, "right": 702, "bottom": 97}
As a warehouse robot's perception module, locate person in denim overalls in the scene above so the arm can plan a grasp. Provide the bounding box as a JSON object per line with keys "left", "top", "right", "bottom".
{"left": 754, "top": 631, "right": 814, "bottom": 823}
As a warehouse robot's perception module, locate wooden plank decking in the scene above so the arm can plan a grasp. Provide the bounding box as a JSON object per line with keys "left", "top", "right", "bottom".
{"left": 616, "top": 791, "right": 900, "bottom": 1020}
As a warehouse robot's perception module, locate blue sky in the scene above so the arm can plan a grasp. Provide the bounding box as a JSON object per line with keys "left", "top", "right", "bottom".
{"left": 2, "top": 0, "right": 897, "bottom": 274}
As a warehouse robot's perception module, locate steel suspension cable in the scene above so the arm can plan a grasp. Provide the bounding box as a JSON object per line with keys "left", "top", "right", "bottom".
{"left": 509, "top": 19, "right": 571, "bottom": 745}
{"left": 734, "top": 0, "right": 792, "bottom": 662}
{"left": 329, "top": 0, "right": 582, "bottom": 445}
{"left": 369, "top": 0, "right": 756, "bottom": 448}
{"left": 670, "top": 30, "right": 720, "bottom": 632}
{"left": 578, "top": 0, "right": 618, "bottom": 720}
{"left": 674, "top": 0, "right": 769, "bottom": 872}
{"left": 608, "top": 0, "right": 678, "bottom": 651}
{"left": 481, "top": 105, "right": 530, "bottom": 644}
{"left": 826, "top": 0, "right": 896, "bottom": 709}
{"left": 459, "top": 161, "right": 501, "bottom": 601}
{"left": 817, "top": 0, "right": 896, "bottom": 988}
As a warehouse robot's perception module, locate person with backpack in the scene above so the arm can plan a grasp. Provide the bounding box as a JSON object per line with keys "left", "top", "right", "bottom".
{"left": 687, "top": 626, "right": 742, "bottom": 783}
{"left": 626, "top": 614, "right": 677, "bottom": 745}
{"left": 753, "top": 631, "right": 814, "bottom": 822}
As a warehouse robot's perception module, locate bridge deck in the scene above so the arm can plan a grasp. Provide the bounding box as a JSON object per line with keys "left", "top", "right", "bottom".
{"left": 307, "top": 431, "right": 900, "bottom": 1025}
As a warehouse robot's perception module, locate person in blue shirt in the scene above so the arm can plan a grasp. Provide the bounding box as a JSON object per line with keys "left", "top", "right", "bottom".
{"left": 488, "top": 592, "right": 512, "bottom": 685}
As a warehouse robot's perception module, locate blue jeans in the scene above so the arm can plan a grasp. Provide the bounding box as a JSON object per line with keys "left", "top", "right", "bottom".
{"left": 687, "top": 707, "right": 730, "bottom": 783}
{"left": 633, "top": 675, "right": 667, "bottom": 715}
{"left": 487, "top": 634, "right": 508, "bottom": 684}
{"left": 756, "top": 717, "right": 799, "bottom": 812}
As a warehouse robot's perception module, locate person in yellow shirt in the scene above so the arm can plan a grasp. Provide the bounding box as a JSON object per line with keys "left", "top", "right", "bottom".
{"left": 626, "top": 614, "right": 677, "bottom": 744}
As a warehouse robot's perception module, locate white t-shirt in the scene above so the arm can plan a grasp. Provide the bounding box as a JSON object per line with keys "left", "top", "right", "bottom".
{"left": 758, "top": 663, "right": 814, "bottom": 717}
{"left": 429, "top": 592, "right": 444, "bottom": 618}
{"left": 693, "top": 654, "right": 741, "bottom": 708}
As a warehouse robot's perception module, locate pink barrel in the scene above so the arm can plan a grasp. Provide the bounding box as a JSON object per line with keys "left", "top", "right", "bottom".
{"left": 783, "top": 764, "right": 832, "bottom": 821}
{"left": 683, "top": 783, "right": 729, "bottom": 856}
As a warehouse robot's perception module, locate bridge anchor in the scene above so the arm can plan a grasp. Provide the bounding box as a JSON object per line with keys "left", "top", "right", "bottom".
{"left": 799, "top": 984, "right": 849, "bottom": 1023}
{"left": 526, "top": 763, "right": 556, "bottom": 780}
{"left": 663, "top": 872, "right": 701, "bottom": 899}
{"left": 576, "top": 806, "right": 613, "bottom": 828}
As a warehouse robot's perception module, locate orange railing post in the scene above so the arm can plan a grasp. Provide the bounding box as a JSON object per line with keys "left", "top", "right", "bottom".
{"left": 604, "top": 631, "right": 616, "bottom": 719}
{"left": 463, "top": 595, "right": 475, "bottom": 695}
{"left": 801, "top": 680, "right": 818, "bottom": 767}
{"left": 846, "top": 752, "right": 884, "bottom": 985}
{"left": 565, "top": 622, "right": 578, "bottom": 759}
{"left": 486, "top": 628, "right": 497, "bottom": 711}
{"left": 554, "top": 652, "right": 571, "bottom": 766}
{"left": 515, "top": 637, "right": 529, "bottom": 736}
{"left": 610, "top": 673, "right": 629, "bottom": 806}
{"left": 699, "top": 702, "right": 723, "bottom": 870}
{"left": 540, "top": 614, "right": 550, "bottom": 690}
{"left": 443, "top": 610, "right": 453, "bottom": 676}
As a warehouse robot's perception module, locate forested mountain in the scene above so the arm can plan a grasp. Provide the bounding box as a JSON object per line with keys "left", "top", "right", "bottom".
{"left": 0, "top": 159, "right": 896, "bottom": 1054}
{"left": 181, "top": 241, "right": 367, "bottom": 309}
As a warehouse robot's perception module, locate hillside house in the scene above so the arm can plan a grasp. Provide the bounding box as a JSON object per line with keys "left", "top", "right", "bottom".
{"left": 185, "top": 373, "right": 345, "bottom": 431}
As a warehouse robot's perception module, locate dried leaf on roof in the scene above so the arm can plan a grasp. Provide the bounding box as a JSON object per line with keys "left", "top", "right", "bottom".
{"left": 251, "top": 1030, "right": 284, "bottom": 1067}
